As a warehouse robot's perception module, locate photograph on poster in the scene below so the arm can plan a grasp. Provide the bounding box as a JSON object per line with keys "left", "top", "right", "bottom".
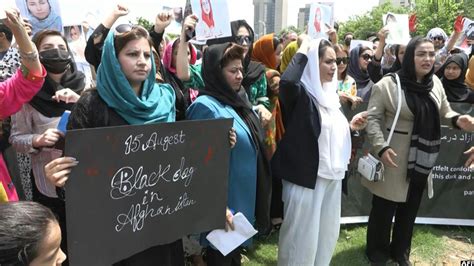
{"left": 307, "top": 3, "right": 333, "bottom": 40}
{"left": 191, "top": 0, "right": 231, "bottom": 41}
{"left": 383, "top": 12, "right": 410, "bottom": 45}
{"left": 16, "top": 0, "right": 63, "bottom": 36}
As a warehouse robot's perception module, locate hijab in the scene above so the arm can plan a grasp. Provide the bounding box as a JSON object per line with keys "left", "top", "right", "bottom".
{"left": 397, "top": 36, "right": 440, "bottom": 184}
{"left": 280, "top": 41, "right": 298, "bottom": 73}
{"left": 96, "top": 31, "right": 175, "bottom": 125}
{"left": 301, "top": 39, "right": 350, "bottom": 172}
{"left": 252, "top": 33, "right": 278, "bottom": 70}
{"left": 162, "top": 39, "right": 197, "bottom": 75}
{"left": 29, "top": 2, "right": 62, "bottom": 36}
{"left": 439, "top": 53, "right": 473, "bottom": 103}
{"left": 347, "top": 45, "right": 373, "bottom": 100}
{"left": 29, "top": 49, "right": 85, "bottom": 118}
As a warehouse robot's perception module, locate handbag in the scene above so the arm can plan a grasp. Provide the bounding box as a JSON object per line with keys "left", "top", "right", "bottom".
{"left": 358, "top": 73, "right": 402, "bottom": 182}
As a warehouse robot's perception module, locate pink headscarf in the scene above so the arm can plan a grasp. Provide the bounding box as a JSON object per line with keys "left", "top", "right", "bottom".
{"left": 162, "top": 39, "right": 197, "bottom": 74}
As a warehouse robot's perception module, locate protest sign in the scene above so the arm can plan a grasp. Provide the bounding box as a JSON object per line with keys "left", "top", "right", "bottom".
{"left": 191, "top": 0, "right": 232, "bottom": 41}
{"left": 65, "top": 119, "right": 232, "bottom": 265}
{"left": 308, "top": 3, "right": 333, "bottom": 40}
{"left": 16, "top": 0, "right": 63, "bottom": 35}
{"left": 383, "top": 12, "right": 410, "bottom": 45}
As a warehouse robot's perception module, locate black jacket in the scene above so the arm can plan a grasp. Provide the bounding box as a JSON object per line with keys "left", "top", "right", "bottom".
{"left": 271, "top": 53, "right": 322, "bottom": 189}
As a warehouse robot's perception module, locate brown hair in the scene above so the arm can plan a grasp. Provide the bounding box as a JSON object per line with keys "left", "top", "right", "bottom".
{"left": 221, "top": 43, "right": 245, "bottom": 68}
{"left": 114, "top": 26, "right": 154, "bottom": 56}
{"left": 32, "top": 29, "right": 68, "bottom": 50}
{"left": 334, "top": 43, "right": 349, "bottom": 80}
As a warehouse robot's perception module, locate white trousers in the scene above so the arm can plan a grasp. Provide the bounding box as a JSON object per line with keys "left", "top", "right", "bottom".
{"left": 277, "top": 178, "right": 341, "bottom": 266}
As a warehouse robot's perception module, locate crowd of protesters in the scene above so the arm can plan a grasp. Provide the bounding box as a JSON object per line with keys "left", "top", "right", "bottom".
{"left": 1, "top": 4, "right": 474, "bottom": 266}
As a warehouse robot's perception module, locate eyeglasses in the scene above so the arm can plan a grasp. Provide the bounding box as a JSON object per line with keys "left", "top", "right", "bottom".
{"left": 336, "top": 57, "right": 349, "bottom": 65}
{"left": 432, "top": 36, "right": 444, "bottom": 41}
{"left": 236, "top": 35, "right": 250, "bottom": 45}
{"left": 361, "top": 53, "right": 372, "bottom": 61}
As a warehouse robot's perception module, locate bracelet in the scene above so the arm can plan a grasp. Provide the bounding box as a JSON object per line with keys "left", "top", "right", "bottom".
{"left": 19, "top": 49, "right": 38, "bottom": 62}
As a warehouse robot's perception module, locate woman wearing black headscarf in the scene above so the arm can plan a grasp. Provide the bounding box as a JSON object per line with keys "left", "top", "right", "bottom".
{"left": 181, "top": 19, "right": 272, "bottom": 127}
{"left": 348, "top": 45, "right": 374, "bottom": 101}
{"left": 186, "top": 42, "right": 271, "bottom": 265}
{"left": 364, "top": 36, "right": 474, "bottom": 265}
{"left": 438, "top": 52, "right": 474, "bottom": 103}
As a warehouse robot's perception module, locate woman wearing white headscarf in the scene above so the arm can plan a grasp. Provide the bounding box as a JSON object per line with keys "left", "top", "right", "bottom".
{"left": 273, "top": 37, "right": 367, "bottom": 265}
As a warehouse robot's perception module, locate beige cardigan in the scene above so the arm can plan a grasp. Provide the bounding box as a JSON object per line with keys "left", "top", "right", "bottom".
{"left": 362, "top": 75, "right": 459, "bottom": 202}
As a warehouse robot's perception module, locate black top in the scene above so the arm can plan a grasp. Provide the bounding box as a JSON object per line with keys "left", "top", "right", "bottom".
{"left": 271, "top": 53, "right": 322, "bottom": 189}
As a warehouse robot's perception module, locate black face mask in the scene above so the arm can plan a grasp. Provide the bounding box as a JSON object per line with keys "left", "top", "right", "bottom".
{"left": 39, "top": 49, "right": 72, "bottom": 74}
{"left": 344, "top": 38, "right": 352, "bottom": 47}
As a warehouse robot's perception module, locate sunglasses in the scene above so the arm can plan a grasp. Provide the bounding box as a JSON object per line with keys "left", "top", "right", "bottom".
{"left": 235, "top": 35, "right": 250, "bottom": 45}
{"left": 361, "top": 53, "right": 372, "bottom": 61}
{"left": 336, "top": 57, "right": 349, "bottom": 65}
{"left": 432, "top": 36, "right": 444, "bottom": 41}
{"left": 115, "top": 24, "right": 149, "bottom": 36}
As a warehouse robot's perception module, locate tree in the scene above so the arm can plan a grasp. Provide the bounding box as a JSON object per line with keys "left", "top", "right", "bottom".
{"left": 278, "top": 26, "right": 302, "bottom": 38}
{"left": 412, "top": 0, "right": 462, "bottom": 36}
{"left": 136, "top": 16, "right": 153, "bottom": 30}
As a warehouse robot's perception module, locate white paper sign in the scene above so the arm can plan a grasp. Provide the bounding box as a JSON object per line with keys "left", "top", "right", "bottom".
{"left": 383, "top": 12, "right": 410, "bottom": 45}
{"left": 191, "top": 0, "right": 231, "bottom": 41}
{"left": 16, "top": 0, "right": 63, "bottom": 35}
{"left": 308, "top": 3, "right": 333, "bottom": 40}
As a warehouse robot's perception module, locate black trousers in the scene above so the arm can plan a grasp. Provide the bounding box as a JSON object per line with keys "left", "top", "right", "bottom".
{"left": 206, "top": 248, "right": 241, "bottom": 266}
{"left": 366, "top": 178, "right": 427, "bottom": 263}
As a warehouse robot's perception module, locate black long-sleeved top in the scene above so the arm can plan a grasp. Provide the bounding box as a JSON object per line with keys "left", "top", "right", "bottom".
{"left": 271, "top": 53, "right": 322, "bottom": 189}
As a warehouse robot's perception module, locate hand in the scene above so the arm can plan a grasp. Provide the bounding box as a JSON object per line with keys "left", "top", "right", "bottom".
{"left": 409, "top": 14, "right": 417, "bottom": 33}
{"left": 33, "top": 128, "right": 63, "bottom": 148}
{"left": 380, "top": 148, "right": 398, "bottom": 168}
{"left": 225, "top": 208, "right": 234, "bottom": 232}
{"left": 229, "top": 128, "right": 237, "bottom": 148}
{"left": 464, "top": 147, "right": 474, "bottom": 169}
{"left": 326, "top": 27, "right": 337, "bottom": 44}
{"left": 181, "top": 14, "right": 199, "bottom": 39}
{"left": 454, "top": 15, "right": 464, "bottom": 33}
{"left": 22, "top": 17, "right": 32, "bottom": 36}
{"left": 377, "top": 26, "right": 389, "bottom": 43}
{"left": 349, "top": 96, "right": 363, "bottom": 110}
{"left": 350, "top": 111, "right": 368, "bottom": 131}
{"left": 44, "top": 157, "right": 79, "bottom": 187}
{"left": 297, "top": 34, "right": 310, "bottom": 48}
{"left": 456, "top": 115, "right": 474, "bottom": 132}
{"left": 154, "top": 11, "right": 173, "bottom": 33}
{"left": 52, "top": 88, "right": 80, "bottom": 104}
{"left": 112, "top": 4, "right": 129, "bottom": 18}
{"left": 2, "top": 8, "right": 24, "bottom": 32}
{"left": 256, "top": 105, "right": 272, "bottom": 127}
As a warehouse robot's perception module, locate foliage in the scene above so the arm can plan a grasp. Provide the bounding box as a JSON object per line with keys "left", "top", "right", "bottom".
{"left": 278, "top": 25, "right": 302, "bottom": 38}
{"left": 412, "top": 0, "right": 462, "bottom": 36}
{"left": 136, "top": 16, "right": 153, "bottom": 30}
{"left": 463, "top": 0, "right": 474, "bottom": 19}
{"left": 338, "top": 2, "right": 409, "bottom": 41}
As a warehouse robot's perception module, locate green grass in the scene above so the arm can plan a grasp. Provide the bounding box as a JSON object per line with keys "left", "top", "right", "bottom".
{"left": 243, "top": 224, "right": 474, "bottom": 266}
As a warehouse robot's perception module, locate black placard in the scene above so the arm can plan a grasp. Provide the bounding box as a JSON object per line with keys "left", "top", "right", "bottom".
{"left": 64, "top": 119, "right": 232, "bottom": 265}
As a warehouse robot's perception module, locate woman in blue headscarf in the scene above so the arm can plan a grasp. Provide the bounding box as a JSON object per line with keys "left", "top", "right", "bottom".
{"left": 25, "top": 0, "right": 62, "bottom": 36}
{"left": 42, "top": 27, "right": 183, "bottom": 265}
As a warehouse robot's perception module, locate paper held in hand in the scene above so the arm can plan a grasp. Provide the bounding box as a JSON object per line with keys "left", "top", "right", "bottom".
{"left": 206, "top": 212, "right": 258, "bottom": 256}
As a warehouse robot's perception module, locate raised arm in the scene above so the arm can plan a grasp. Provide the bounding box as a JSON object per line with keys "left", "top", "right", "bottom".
{"left": 176, "top": 15, "right": 198, "bottom": 81}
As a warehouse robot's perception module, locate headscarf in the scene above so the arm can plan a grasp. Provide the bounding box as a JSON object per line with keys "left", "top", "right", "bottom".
{"left": 199, "top": 42, "right": 271, "bottom": 233}
{"left": 347, "top": 45, "right": 373, "bottom": 100}
{"left": 397, "top": 36, "right": 440, "bottom": 184}
{"left": 280, "top": 41, "right": 298, "bottom": 73}
{"left": 439, "top": 53, "right": 474, "bottom": 103}
{"left": 387, "top": 44, "right": 403, "bottom": 73}
{"left": 252, "top": 33, "right": 277, "bottom": 70}
{"left": 301, "top": 39, "right": 350, "bottom": 172}
{"left": 426, "top": 27, "right": 448, "bottom": 41}
{"left": 29, "top": 49, "right": 85, "bottom": 118}
{"left": 96, "top": 31, "right": 175, "bottom": 125}
{"left": 162, "top": 39, "right": 197, "bottom": 74}
{"left": 206, "top": 20, "right": 265, "bottom": 93}
{"left": 200, "top": 0, "right": 215, "bottom": 28}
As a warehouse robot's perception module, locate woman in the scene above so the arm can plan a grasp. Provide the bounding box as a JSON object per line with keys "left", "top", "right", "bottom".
{"left": 0, "top": 9, "right": 45, "bottom": 202}
{"left": 273, "top": 38, "right": 366, "bottom": 265}
{"left": 279, "top": 40, "right": 298, "bottom": 73}
{"left": 437, "top": 52, "right": 474, "bottom": 103}
{"left": 162, "top": 37, "right": 198, "bottom": 119}
{"left": 348, "top": 45, "right": 374, "bottom": 101}
{"left": 45, "top": 26, "right": 186, "bottom": 265}
{"left": 25, "top": 0, "right": 62, "bottom": 36}
{"left": 334, "top": 44, "right": 362, "bottom": 108}
{"left": 187, "top": 42, "right": 269, "bottom": 265}
{"left": 0, "top": 201, "right": 66, "bottom": 265}
{"left": 364, "top": 36, "right": 474, "bottom": 265}
{"left": 195, "top": 19, "right": 272, "bottom": 126}
{"left": 251, "top": 33, "right": 284, "bottom": 227}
